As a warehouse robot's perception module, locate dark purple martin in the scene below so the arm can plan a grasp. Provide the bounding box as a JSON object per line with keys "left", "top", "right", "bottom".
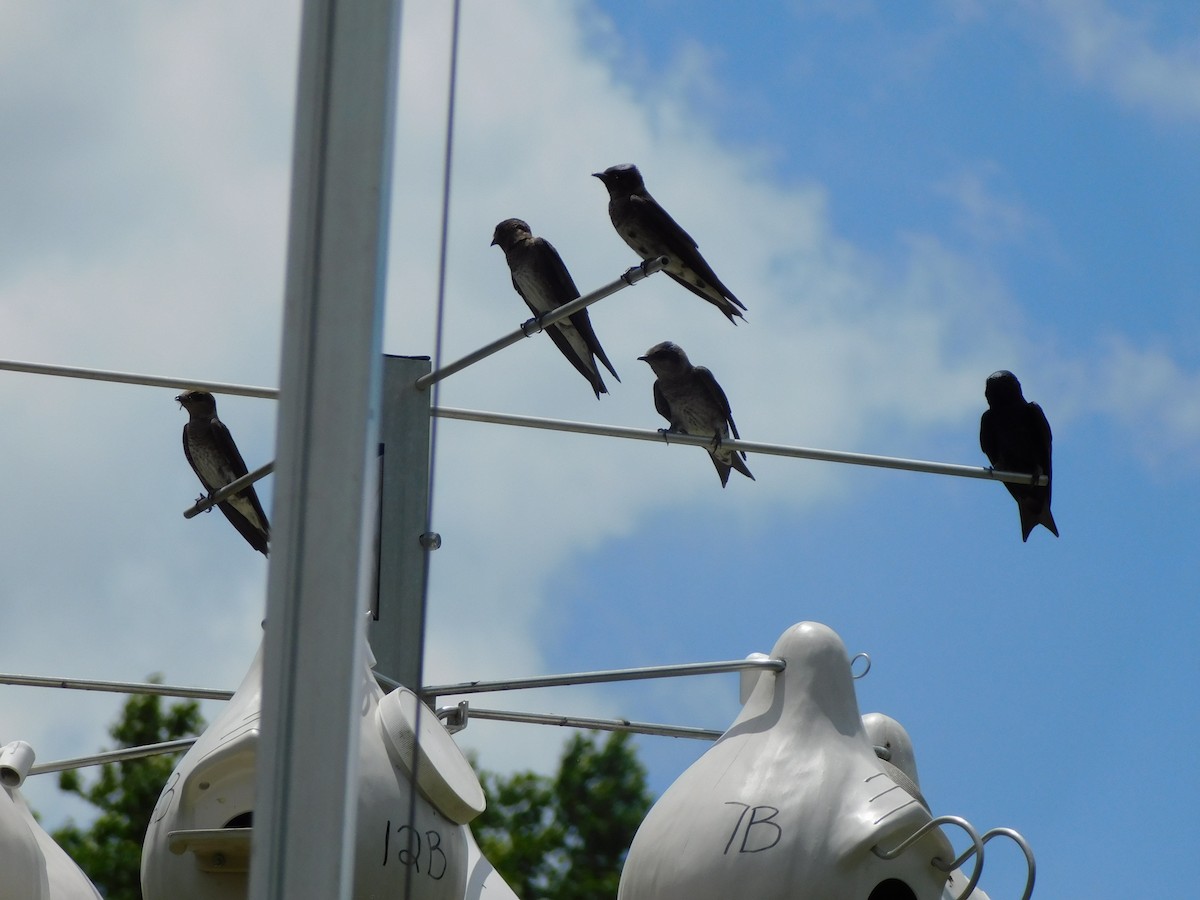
{"left": 491, "top": 218, "right": 620, "bottom": 399}
{"left": 979, "top": 370, "right": 1058, "bottom": 542}
{"left": 639, "top": 341, "right": 754, "bottom": 487}
{"left": 177, "top": 390, "right": 270, "bottom": 556}
{"left": 593, "top": 163, "right": 747, "bottom": 324}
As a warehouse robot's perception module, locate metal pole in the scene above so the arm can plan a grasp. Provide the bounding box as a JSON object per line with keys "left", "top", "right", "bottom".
{"left": 413, "top": 257, "right": 667, "bottom": 391}
{"left": 369, "top": 356, "right": 434, "bottom": 689}
{"left": 421, "top": 657, "right": 785, "bottom": 704}
{"left": 183, "top": 460, "right": 276, "bottom": 518}
{"left": 251, "top": 0, "right": 400, "bottom": 896}
{"left": 28, "top": 739, "right": 198, "bottom": 776}
{"left": 440, "top": 705, "right": 723, "bottom": 741}
{"left": 0, "top": 358, "right": 278, "bottom": 398}
{"left": 0, "top": 673, "right": 233, "bottom": 701}
{"left": 431, "top": 406, "right": 1050, "bottom": 487}
{"left": 0, "top": 356, "right": 1045, "bottom": 487}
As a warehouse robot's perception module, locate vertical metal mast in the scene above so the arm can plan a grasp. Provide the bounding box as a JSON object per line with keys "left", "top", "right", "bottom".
{"left": 249, "top": 0, "right": 401, "bottom": 897}
{"left": 370, "top": 355, "right": 435, "bottom": 690}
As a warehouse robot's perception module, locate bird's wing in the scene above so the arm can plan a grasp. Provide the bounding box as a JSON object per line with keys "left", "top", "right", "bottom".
{"left": 181, "top": 424, "right": 203, "bottom": 485}
{"left": 695, "top": 367, "right": 740, "bottom": 438}
{"left": 542, "top": 322, "right": 606, "bottom": 398}
{"left": 1030, "top": 402, "right": 1053, "bottom": 480}
{"left": 651, "top": 381, "right": 673, "bottom": 427}
{"left": 632, "top": 193, "right": 745, "bottom": 312}
{"left": 537, "top": 238, "right": 620, "bottom": 383}
{"left": 630, "top": 192, "right": 700, "bottom": 251}
{"left": 979, "top": 409, "right": 998, "bottom": 464}
{"left": 533, "top": 236, "right": 581, "bottom": 300}
{"left": 566, "top": 310, "right": 619, "bottom": 382}
{"left": 210, "top": 417, "right": 251, "bottom": 480}
{"left": 211, "top": 416, "right": 270, "bottom": 530}
{"left": 216, "top": 501, "right": 270, "bottom": 555}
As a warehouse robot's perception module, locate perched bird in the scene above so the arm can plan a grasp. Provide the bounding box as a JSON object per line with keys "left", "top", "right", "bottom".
{"left": 177, "top": 390, "right": 271, "bottom": 556}
{"left": 979, "top": 370, "right": 1058, "bottom": 542}
{"left": 593, "top": 164, "right": 747, "bottom": 324}
{"left": 491, "top": 218, "right": 619, "bottom": 399}
{"left": 639, "top": 341, "right": 754, "bottom": 487}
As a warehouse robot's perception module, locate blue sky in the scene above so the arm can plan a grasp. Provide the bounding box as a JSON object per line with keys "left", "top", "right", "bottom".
{"left": 0, "top": 1, "right": 1197, "bottom": 898}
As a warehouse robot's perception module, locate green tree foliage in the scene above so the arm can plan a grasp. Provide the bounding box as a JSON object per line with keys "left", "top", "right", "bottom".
{"left": 51, "top": 678, "right": 204, "bottom": 900}
{"left": 473, "top": 731, "right": 654, "bottom": 900}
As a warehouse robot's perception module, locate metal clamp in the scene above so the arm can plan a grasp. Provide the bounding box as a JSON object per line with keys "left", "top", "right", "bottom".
{"left": 436, "top": 700, "right": 470, "bottom": 735}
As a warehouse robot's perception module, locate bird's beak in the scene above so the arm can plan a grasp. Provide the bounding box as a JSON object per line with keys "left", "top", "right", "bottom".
{"left": 637, "top": 355, "right": 648, "bottom": 362}
{"left": 591, "top": 172, "right": 603, "bottom": 180}
{"left": 174, "top": 393, "right": 185, "bottom": 405}
{"left": 490, "top": 237, "right": 498, "bottom": 246}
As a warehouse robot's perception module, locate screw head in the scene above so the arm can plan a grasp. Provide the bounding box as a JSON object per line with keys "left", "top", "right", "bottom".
{"left": 419, "top": 532, "right": 442, "bottom": 551}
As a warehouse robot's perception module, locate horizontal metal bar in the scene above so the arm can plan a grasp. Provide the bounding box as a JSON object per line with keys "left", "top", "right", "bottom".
{"left": 29, "top": 738, "right": 198, "bottom": 776}
{"left": 414, "top": 257, "right": 668, "bottom": 392}
{"left": 0, "top": 673, "right": 234, "bottom": 701}
{"left": 0, "top": 359, "right": 279, "bottom": 399}
{"left": 420, "top": 657, "right": 784, "bottom": 702}
{"left": 431, "top": 406, "right": 1049, "bottom": 486}
{"left": 183, "top": 460, "right": 277, "bottom": 519}
{"left": 0, "top": 357, "right": 1046, "bottom": 487}
{"left": 445, "top": 705, "right": 722, "bottom": 741}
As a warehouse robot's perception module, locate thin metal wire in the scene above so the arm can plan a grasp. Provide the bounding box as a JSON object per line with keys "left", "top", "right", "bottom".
{"left": 0, "top": 359, "right": 278, "bottom": 398}
{"left": 437, "top": 704, "right": 723, "bottom": 741}
{"left": 28, "top": 739, "right": 198, "bottom": 776}
{"left": 404, "top": 6, "right": 461, "bottom": 899}
{"left": 431, "top": 406, "right": 1050, "bottom": 486}
{"left": 413, "top": 256, "right": 667, "bottom": 391}
{"left": 0, "top": 672, "right": 233, "bottom": 701}
{"left": 420, "top": 657, "right": 785, "bottom": 704}
{"left": 183, "top": 460, "right": 277, "bottom": 518}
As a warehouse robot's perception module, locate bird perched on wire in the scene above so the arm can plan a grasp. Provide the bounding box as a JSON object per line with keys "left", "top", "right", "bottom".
{"left": 492, "top": 218, "right": 620, "bottom": 399}
{"left": 979, "top": 370, "right": 1058, "bottom": 542}
{"left": 639, "top": 341, "right": 754, "bottom": 487}
{"left": 593, "top": 163, "right": 746, "bottom": 324}
{"left": 177, "top": 390, "right": 270, "bottom": 556}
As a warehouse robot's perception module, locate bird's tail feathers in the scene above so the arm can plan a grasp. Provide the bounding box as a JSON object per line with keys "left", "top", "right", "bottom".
{"left": 731, "top": 452, "right": 755, "bottom": 482}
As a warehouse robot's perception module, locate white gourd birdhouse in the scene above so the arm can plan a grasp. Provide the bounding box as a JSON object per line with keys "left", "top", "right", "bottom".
{"left": 618, "top": 622, "right": 985, "bottom": 900}
{"left": 141, "top": 636, "right": 517, "bottom": 900}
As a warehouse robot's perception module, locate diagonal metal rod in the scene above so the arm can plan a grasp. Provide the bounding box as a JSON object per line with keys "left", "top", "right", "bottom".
{"left": 28, "top": 739, "right": 198, "bottom": 776}
{"left": 432, "top": 406, "right": 1049, "bottom": 487}
{"left": 413, "top": 256, "right": 668, "bottom": 392}
{"left": 420, "top": 657, "right": 785, "bottom": 704}
{"left": 0, "top": 359, "right": 278, "bottom": 399}
{"left": 440, "top": 705, "right": 723, "bottom": 741}
{"left": 0, "top": 672, "right": 234, "bottom": 701}
{"left": 183, "top": 461, "right": 277, "bottom": 519}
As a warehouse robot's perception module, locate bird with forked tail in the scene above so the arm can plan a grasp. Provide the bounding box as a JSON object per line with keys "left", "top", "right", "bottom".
{"left": 979, "top": 370, "right": 1058, "bottom": 542}
{"left": 639, "top": 341, "right": 754, "bottom": 488}
{"left": 594, "top": 164, "right": 746, "bottom": 325}
{"left": 177, "top": 390, "right": 270, "bottom": 556}
{"left": 492, "top": 217, "right": 620, "bottom": 399}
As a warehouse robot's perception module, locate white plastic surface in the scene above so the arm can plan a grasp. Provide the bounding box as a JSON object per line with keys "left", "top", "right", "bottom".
{"left": 141, "top": 635, "right": 510, "bottom": 900}
{"left": 618, "top": 622, "right": 954, "bottom": 900}
{"left": 377, "top": 688, "right": 486, "bottom": 825}
{"left": 0, "top": 746, "right": 103, "bottom": 900}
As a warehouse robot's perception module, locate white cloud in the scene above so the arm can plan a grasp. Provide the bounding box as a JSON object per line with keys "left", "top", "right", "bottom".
{"left": 932, "top": 162, "right": 1055, "bottom": 251}
{"left": 1033, "top": 0, "right": 1200, "bottom": 122}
